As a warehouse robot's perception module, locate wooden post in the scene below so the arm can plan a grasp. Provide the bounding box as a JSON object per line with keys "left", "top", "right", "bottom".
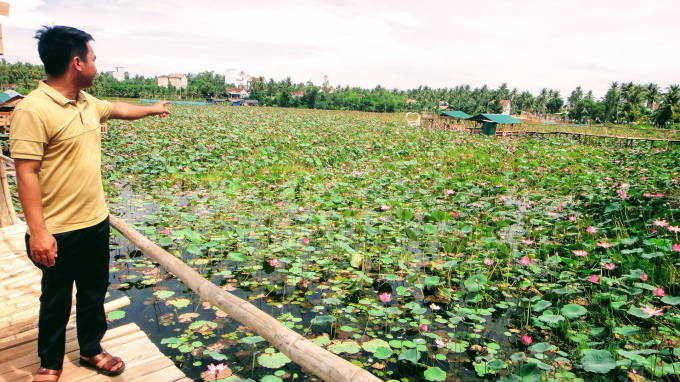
{"left": 109, "top": 215, "right": 382, "bottom": 382}
{"left": 0, "top": 154, "right": 18, "bottom": 226}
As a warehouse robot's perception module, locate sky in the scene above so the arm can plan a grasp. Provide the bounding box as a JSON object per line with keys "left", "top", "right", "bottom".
{"left": 3, "top": 0, "right": 680, "bottom": 98}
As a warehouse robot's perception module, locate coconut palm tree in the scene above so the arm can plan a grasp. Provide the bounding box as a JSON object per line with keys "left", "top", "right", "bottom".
{"left": 645, "top": 83, "right": 661, "bottom": 110}
{"left": 654, "top": 85, "right": 680, "bottom": 127}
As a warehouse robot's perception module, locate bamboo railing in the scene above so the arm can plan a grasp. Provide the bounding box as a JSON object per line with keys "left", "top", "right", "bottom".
{"left": 0, "top": 153, "right": 18, "bottom": 227}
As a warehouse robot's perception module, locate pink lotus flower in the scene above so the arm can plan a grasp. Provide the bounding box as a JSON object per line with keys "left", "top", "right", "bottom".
{"left": 654, "top": 220, "right": 669, "bottom": 227}
{"left": 445, "top": 189, "right": 455, "bottom": 195}
{"left": 451, "top": 212, "right": 459, "bottom": 218}
{"left": 163, "top": 228, "right": 171, "bottom": 235}
{"left": 113, "top": 182, "right": 122, "bottom": 188}
{"left": 586, "top": 226, "right": 598, "bottom": 234}
{"left": 420, "top": 324, "right": 428, "bottom": 332}
{"left": 324, "top": 182, "right": 331, "bottom": 188}
{"left": 521, "top": 239, "right": 534, "bottom": 245}
{"left": 603, "top": 263, "right": 615, "bottom": 270}
{"left": 668, "top": 226, "right": 680, "bottom": 233}
{"left": 572, "top": 250, "right": 588, "bottom": 257}
{"left": 569, "top": 216, "right": 576, "bottom": 221}
{"left": 379, "top": 292, "right": 391, "bottom": 303}
{"left": 588, "top": 274, "right": 600, "bottom": 284}
{"left": 519, "top": 178, "right": 526, "bottom": 182}
{"left": 172, "top": 184, "right": 179, "bottom": 189}
{"left": 186, "top": 191, "right": 194, "bottom": 196}
{"left": 297, "top": 206, "right": 305, "bottom": 212}
{"left": 380, "top": 205, "right": 391, "bottom": 210}
{"left": 673, "top": 244, "right": 680, "bottom": 252}
{"left": 524, "top": 203, "right": 532, "bottom": 209}
{"left": 640, "top": 306, "right": 664, "bottom": 318}
{"left": 596, "top": 242, "right": 612, "bottom": 248}
{"left": 430, "top": 303, "right": 441, "bottom": 311}
{"left": 654, "top": 288, "right": 665, "bottom": 297}
{"left": 270, "top": 258, "right": 278, "bottom": 267}
{"left": 435, "top": 339, "right": 446, "bottom": 347}
{"left": 206, "top": 363, "right": 227, "bottom": 375}
{"left": 484, "top": 258, "right": 495, "bottom": 266}
{"left": 302, "top": 237, "right": 310, "bottom": 245}
{"left": 519, "top": 256, "right": 531, "bottom": 266}
{"left": 641, "top": 273, "right": 648, "bottom": 281}
{"left": 500, "top": 195, "right": 507, "bottom": 201}
{"left": 521, "top": 335, "right": 532, "bottom": 345}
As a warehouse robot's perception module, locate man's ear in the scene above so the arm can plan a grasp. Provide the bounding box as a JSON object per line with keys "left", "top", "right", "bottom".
{"left": 73, "top": 56, "right": 83, "bottom": 72}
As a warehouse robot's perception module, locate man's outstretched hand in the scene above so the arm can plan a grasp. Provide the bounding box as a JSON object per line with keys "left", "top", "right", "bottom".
{"left": 150, "top": 101, "right": 171, "bottom": 118}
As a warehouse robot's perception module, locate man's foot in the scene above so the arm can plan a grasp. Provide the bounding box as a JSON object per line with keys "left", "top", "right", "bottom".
{"left": 79, "top": 350, "right": 125, "bottom": 376}
{"left": 32, "top": 367, "right": 62, "bottom": 382}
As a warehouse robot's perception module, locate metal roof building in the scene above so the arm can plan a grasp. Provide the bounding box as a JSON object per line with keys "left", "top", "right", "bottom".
{"left": 468, "top": 114, "right": 523, "bottom": 124}
{"left": 440, "top": 111, "right": 471, "bottom": 119}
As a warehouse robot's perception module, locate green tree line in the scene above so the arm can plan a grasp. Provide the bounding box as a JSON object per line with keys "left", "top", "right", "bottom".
{"left": 2, "top": 59, "right": 678, "bottom": 127}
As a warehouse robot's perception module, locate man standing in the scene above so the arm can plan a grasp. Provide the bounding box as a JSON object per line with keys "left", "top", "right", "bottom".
{"left": 9, "top": 26, "right": 170, "bottom": 382}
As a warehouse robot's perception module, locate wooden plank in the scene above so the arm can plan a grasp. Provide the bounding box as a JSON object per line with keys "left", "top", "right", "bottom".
{"left": 124, "top": 365, "right": 186, "bottom": 382}
{"left": 0, "top": 323, "right": 142, "bottom": 374}
{"left": 78, "top": 354, "right": 172, "bottom": 382}
{"left": 0, "top": 297, "right": 130, "bottom": 352}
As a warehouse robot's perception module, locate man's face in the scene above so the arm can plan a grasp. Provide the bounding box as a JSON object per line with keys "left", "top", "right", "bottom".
{"left": 76, "top": 42, "right": 97, "bottom": 88}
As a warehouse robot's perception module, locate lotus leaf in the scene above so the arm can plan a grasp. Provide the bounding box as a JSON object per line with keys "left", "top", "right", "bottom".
{"left": 581, "top": 350, "right": 616, "bottom": 373}
{"left": 257, "top": 352, "right": 292, "bottom": 368}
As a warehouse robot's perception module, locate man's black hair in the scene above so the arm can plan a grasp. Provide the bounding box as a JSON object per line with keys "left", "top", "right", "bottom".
{"left": 34, "top": 25, "right": 94, "bottom": 76}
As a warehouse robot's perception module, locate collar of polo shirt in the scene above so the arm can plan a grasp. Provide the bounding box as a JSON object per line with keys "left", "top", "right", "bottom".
{"left": 37, "top": 81, "right": 89, "bottom": 106}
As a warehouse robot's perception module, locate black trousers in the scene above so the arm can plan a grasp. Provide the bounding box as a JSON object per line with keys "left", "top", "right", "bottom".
{"left": 25, "top": 216, "right": 110, "bottom": 370}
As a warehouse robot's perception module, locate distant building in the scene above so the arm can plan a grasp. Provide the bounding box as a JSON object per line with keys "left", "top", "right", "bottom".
{"left": 291, "top": 91, "right": 304, "bottom": 98}
{"left": 107, "top": 67, "right": 126, "bottom": 81}
{"left": 226, "top": 87, "right": 249, "bottom": 101}
{"left": 157, "top": 73, "right": 187, "bottom": 89}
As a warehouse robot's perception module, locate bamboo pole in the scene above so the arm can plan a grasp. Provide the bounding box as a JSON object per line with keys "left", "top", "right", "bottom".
{"left": 0, "top": 154, "right": 18, "bottom": 226}
{"left": 108, "top": 215, "right": 381, "bottom": 382}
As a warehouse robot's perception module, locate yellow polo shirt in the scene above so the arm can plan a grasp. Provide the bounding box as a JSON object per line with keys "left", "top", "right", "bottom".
{"left": 9, "top": 81, "right": 113, "bottom": 234}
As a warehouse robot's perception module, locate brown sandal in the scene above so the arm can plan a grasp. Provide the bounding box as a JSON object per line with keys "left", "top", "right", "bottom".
{"left": 79, "top": 350, "right": 125, "bottom": 376}
{"left": 32, "top": 368, "right": 62, "bottom": 382}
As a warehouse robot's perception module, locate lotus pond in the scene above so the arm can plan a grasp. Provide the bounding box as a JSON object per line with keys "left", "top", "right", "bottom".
{"left": 99, "top": 106, "right": 680, "bottom": 382}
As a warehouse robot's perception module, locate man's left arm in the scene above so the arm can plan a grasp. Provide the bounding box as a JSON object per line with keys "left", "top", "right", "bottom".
{"left": 109, "top": 101, "right": 171, "bottom": 121}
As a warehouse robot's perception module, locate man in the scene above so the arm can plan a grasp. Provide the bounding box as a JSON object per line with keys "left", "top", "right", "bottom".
{"left": 9, "top": 26, "right": 170, "bottom": 382}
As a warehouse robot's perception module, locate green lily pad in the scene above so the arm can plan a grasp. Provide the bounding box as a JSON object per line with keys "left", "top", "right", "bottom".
{"left": 242, "top": 336, "right": 265, "bottom": 344}
{"left": 561, "top": 304, "right": 587, "bottom": 319}
{"left": 107, "top": 310, "right": 125, "bottom": 320}
{"left": 154, "top": 290, "right": 175, "bottom": 299}
{"left": 362, "top": 339, "right": 390, "bottom": 353}
{"left": 531, "top": 300, "right": 552, "bottom": 312}
{"left": 327, "top": 341, "right": 361, "bottom": 355}
{"left": 529, "top": 342, "right": 554, "bottom": 353}
{"left": 261, "top": 376, "right": 282, "bottom": 382}
{"left": 581, "top": 350, "right": 616, "bottom": 373}
{"left": 204, "top": 350, "right": 228, "bottom": 361}
{"left": 661, "top": 296, "right": 680, "bottom": 305}
{"left": 398, "top": 348, "right": 420, "bottom": 364}
{"left": 464, "top": 274, "right": 488, "bottom": 293}
{"left": 613, "top": 326, "right": 640, "bottom": 337}
{"left": 257, "top": 352, "right": 292, "bottom": 368}
{"left": 374, "top": 347, "right": 393, "bottom": 360}
{"left": 423, "top": 367, "right": 446, "bottom": 381}
{"left": 538, "top": 314, "right": 565, "bottom": 324}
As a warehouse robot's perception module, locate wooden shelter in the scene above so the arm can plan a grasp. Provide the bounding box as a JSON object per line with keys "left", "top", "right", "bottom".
{"left": 439, "top": 111, "right": 472, "bottom": 131}
{"left": 467, "top": 113, "right": 523, "bottom": 136}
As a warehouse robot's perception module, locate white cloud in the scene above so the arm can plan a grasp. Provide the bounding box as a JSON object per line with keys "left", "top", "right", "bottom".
{"left": 2, "top": 0, "right": 679, "bottom": 98}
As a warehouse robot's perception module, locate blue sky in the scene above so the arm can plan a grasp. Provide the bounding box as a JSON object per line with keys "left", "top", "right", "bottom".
{"left": 3, "top": 0, "right": 680, "bottom": 98}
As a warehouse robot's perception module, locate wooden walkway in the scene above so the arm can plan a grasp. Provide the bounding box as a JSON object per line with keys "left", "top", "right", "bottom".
{"left": 0, "top": 223, "right": 192, "bottom": 382}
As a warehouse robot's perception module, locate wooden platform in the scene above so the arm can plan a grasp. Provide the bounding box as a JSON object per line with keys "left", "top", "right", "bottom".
{"left": 0, "top": 223, "right": 191, "bottom": 382}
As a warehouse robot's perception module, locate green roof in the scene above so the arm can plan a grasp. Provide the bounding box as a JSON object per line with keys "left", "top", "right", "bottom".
{"left": 468, "top": 114, "right": 523, "bottom": 124}
{"left": 0, "top": 90, "right": 24, "bottom": 104}
{"left": 440, "top": 111, "right": 471, "bottom": 119}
